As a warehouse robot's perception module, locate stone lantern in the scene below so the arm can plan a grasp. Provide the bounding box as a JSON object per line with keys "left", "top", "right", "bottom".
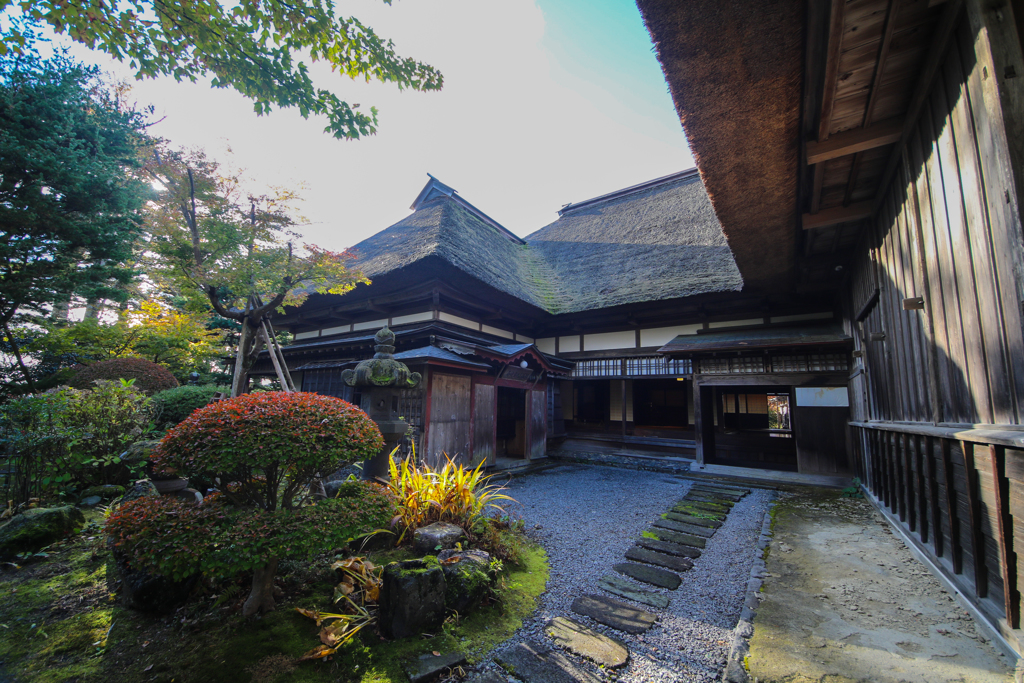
{"left": 341, "top": 327, "right": 421, "bottom": 481}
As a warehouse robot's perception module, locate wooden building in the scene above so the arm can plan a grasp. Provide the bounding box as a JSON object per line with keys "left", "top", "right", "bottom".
{"left": 636, "top": 0, "right": 1024, "bottom": 655}
{"left": 269, "top": 167, "right": 859, "bottom": 478}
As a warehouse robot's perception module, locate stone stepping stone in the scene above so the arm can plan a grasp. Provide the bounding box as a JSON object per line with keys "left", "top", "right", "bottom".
{"left": 671, "top": 504, "right": 728, "bottom": 521}
{"left": 684, "top": 492, "right": 737, "bottom": 506}
{"left": 690, "top": 488, "right": 744, "bottom": 502}
{"left": 463, "top": 672, "right": 507, "bottom": 683}
{"left": 636, "top": 537, "right": 701, "bottom": 559}
{"left": 663, "top": 512, "right": 722, "bottom": 528}
{"left": 645, "top": 528, "right": 706, "bottom": 548}
{"left": 545, "top": 616, "right": 630, "bottom": 669}
{"left": 625, "top": 546, "right": 694, "bottom": 572}
{"left": 613, "top": 562, "right": 681, "bottom": 590}
{"left": 653, "top": 517, "right": 716, "bottom": 538}
{"left": 407, "top": 651, "right": 467, "bottom": 683}
{"left": 571, "top": 594, "right": 657, "bottom": 634}
{"left": 692, "top": 482, "right": 749, "bottom": 493}
{"left": 496, "top": 641, "right": 601, "bottom": 683}
{"left": 677, "top": 499, "right": 731, "bottom": 513}
{"left": 597, "top": 574, "right": 670, "bottom": 609}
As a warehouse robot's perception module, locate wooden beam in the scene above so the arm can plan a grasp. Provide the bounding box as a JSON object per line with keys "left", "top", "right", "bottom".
{"left": 807, "top": 118, "right": 906, "bottom": 165}
{"left": 873, "top": 0, "right": 964, "bottom": 214}
{"left": 940, "top": 438, "right": 961, "bottom": 572}
{"left": 817, "top": 0, "right": 847, "bottom": 141}
{"left": 803, "top": 201, "right": 873, "bottom": 229}
{"left": 917, "top": 435, "right": 929, "bottom": 543}
{"left": 988, "top": 444, "right": 1019, "bottom": 628}
{"left": 961, "top": 440, "right": 986, "bottom": 597}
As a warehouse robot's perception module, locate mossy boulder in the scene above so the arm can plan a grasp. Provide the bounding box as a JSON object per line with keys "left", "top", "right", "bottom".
{"left": 379, "top": 558, "right": 446, "bottom": 639}
{"left": 413, "top": 521, "right": 466, "bottom": 553}
{"left": 113, "top": 480, "right": 160, "bottom": 509}
{"left": 0, "top": 506, "right": 85, "bottom": 559}
{"left": 80, "top": 484, "right": 126, "bottom": 500}
{"left": 438, "top": 548, "right": 493, "bottom": 615}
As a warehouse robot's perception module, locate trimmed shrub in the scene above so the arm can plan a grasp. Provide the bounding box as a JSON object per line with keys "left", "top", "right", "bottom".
{"left": 151, "top": 384, "right": 220, "bottom": 425}
{"left": 106, "top": 482, "right": 396, "bottom": 581}
{"left": 70, "top": 357, "right": 179, "bottom": 395}
{"left": 152, "top": 391, "right": 383, "bottom": 511}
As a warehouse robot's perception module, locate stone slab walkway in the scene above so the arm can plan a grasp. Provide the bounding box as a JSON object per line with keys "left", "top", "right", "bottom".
{"left": 744, "top": 490, "right": 1016, "bottom": 683}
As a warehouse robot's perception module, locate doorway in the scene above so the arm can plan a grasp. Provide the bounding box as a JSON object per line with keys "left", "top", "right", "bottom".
{"left": 496, "top": 386, "right": 527, "bottom": 458}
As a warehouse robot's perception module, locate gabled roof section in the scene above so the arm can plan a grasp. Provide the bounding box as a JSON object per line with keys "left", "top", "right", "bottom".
{"left": 657, "top": 324, "right": 851, "bottom": 356}
{"left": 525, "top": 169, "right": 743, "bottom": 313}
{"left": 345, "top": 176, "right": 549, "bottom": 309}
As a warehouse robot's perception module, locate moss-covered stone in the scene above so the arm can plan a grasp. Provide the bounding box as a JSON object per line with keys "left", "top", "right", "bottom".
{"left": 0, "top": 506, "right": 85, "bottom": 559}
{"left": 80, "top": 484, "right": 126, "bottom": 499}
{"left": 438, "top": 549, "right": 492, "bottom": 615}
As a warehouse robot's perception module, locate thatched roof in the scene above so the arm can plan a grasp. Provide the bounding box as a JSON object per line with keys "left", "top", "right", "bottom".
{"left": 525, "top": 169, "right": 742, "bottom": 313}
{"left": 346, "top": 181, "right": 551, "bottom": 311}
{"left": 636, "top": 0, "right": 804, "bottom": 292}
{"left": 342, "top": 172, "right": 742, "bottom": 315}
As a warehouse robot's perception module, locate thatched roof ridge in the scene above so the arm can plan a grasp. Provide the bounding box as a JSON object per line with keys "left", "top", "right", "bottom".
{"left": 524, "top": 170, "right": 743, "bottom": 313}
{"left": 345, "top": 193, "right": 548, "bottom": 310}
{"left": 636, "top": 0, "right": 804, "bottom": 292}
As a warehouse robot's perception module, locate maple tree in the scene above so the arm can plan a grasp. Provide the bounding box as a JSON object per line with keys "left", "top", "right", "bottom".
{"left": 3, "top": 0, "right": 443, "bottom": 139}
{"left": 145, "top": 147, "right": 367, "bottom": 396}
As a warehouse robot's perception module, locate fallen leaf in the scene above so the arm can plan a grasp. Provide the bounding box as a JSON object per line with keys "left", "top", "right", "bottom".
{"left": 432, "top": 651, "right": 440, "bottom": 656}
{"left": 144, "top": 664, "right": 153, "bottom": 672}
{"left": 298, "top": 644, "right": 337, "bottom": 662}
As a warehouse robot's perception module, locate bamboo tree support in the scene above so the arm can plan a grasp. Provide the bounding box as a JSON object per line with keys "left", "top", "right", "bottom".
{"left": 261, "top": 319, "right": 296, "bottom": 392}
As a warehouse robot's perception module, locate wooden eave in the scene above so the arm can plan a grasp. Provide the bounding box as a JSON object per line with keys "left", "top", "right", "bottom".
{"left": 636, "top": 0, "right": 959, "bottom": 293}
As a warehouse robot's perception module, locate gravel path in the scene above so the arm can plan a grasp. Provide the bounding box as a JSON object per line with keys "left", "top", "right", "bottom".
{"left": 479, "top": 464, "right": 773, "bottom": 683}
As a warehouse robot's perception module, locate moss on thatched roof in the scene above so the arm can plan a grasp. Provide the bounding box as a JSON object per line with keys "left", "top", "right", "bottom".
{"left": 345, "top": 173, "right": 741, "bottom": 315}
{"left": 524, "top": 170, "right": 742, "bottom": 313}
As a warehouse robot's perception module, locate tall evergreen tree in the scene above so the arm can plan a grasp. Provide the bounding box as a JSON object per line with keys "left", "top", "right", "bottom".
{"left": 0, "top": 55, "right": 151, "bottom": 386}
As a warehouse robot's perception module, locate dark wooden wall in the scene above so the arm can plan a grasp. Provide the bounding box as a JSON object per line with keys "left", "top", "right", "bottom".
{"left": 846, "top": 8, "right": 1024, "bottom": 644}
{"left": 473, "top": 380, "right": 496, "bottom": 467}
{"left": 427, "top": 373, "right": 472, "bottom": 467}
{"left": 529, "top": 388, "right": 547, "bottom": 460}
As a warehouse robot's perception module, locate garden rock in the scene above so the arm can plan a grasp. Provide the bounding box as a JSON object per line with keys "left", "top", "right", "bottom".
{"left": 406, "top": 651, "right": 467, "bottom": 683}
{"left": 172, "top": 488, "right": 203, "bottom": 504}
{"left": 114, "top": 550, "right": 198, "bottom": 613}
{"left": 570, "top": 594, "right": 657, "bottom": 635}
{"left": 0, "top": 506, "right": 85, "bottom": 559}
{"left": 379, "top": 558, "right": 447, "bottom": 639}
{"left": 80, "top": 496, "right": 103, "bottom": 507}
{"left": 115, "top": 479, "right": 160, "bottom": 508}
{"left": 80, "top": 484, "right": 126, "bottom": 499}
{"left": 437, "top": 548, "right": 492, "bottom": 615}
{"left": 413, "top": 521, "right": 466, "bottom": 553}
{"left": 122, "top": 439, "right": 160, "bottom": 466}
{"left": 545, "top": 616, "right": 629, "bottom": 668}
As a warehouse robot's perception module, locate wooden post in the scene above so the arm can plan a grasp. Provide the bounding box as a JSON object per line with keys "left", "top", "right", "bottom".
{"left": 988, "top": 444, "right": 1019, "bottom": 627}
{"left": 941, "top": 438, "right": 962, "bottom": 573}
{"left": 904, "top": 433, "right": 915, "bottom": 531}
{"left": 960, "top": 440, "right": 986, "bottom": 596}
{"left": 621, "top": 372, "right": 627, "bottom": 440}
{"left": 693, "top": 377, "right": 704, "bottom": 468}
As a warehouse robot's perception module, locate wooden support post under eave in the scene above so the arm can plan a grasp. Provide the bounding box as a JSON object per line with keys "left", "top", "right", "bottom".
{"left": 803, "top": 201, "right": 874, "bottom": 229}
{"left": 693, "top": 376, "right": 704, "bottom": 468}
{"left": 806, "top": 117, "right": 905, "bottom": 164}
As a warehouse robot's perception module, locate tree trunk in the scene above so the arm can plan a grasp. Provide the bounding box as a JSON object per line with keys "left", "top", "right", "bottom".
{"left": 242, "top": 558, "right": 279, "bottom": 617}
{"left": 230, "top": 317, "right": 259, "bottom": 397}
{"left": 3, "top": 322, "right": 36, "bottom": 393}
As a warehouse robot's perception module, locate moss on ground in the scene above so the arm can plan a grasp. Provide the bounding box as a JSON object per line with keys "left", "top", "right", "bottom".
{"left": 0, "top": 512, "right": 549, "bottom": 683}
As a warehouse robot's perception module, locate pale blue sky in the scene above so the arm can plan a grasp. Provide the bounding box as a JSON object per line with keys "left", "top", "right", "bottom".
{"left": 59, "top": 0, "right": 695, "bottom": 248}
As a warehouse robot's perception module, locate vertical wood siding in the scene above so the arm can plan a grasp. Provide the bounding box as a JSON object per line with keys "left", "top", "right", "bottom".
{"left": 847, "top": 15, "right": 1024, "bottom": 642}
{"left": 426, "top": 373, "right": 472, "bottom": 468}
{"left": 472, "top": 383, "right": 496, "bottom": 467}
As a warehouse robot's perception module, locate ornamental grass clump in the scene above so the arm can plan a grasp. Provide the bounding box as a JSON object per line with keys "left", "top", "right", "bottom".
{"left": 386, "top": 451, "right": 515, "bottom": 543}
{"left": 109, "top": 391, "right": 388, "bottom": 617}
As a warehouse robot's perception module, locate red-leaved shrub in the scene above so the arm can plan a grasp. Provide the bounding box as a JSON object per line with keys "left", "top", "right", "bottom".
{"left": 152, "top": 391, "right": 383, "bottom": 511}
{"left": 70, "top": 357, "right": 179, "bottom": 395}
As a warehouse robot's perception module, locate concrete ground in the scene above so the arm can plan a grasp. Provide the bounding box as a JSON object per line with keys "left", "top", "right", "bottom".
{"left": 745, "top": 488, "right": 1017, "bottom": 683}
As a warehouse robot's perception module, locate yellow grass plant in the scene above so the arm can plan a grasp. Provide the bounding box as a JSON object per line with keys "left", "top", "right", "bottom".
{"left": 385, "top": 444, "right": 515, "bottom": 543}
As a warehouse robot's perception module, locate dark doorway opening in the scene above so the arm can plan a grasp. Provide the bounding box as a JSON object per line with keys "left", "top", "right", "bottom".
{"left": 633, "top": 378, "right": 690, "bottom": 438}
{"left": 573, "top": 381, "right": 609, "bottom": 426}
{"left": 707, "top": 385, "right": 798, "bottom": 471}
{"left": 496, "top": 386, "right": 527, "bottom": 458}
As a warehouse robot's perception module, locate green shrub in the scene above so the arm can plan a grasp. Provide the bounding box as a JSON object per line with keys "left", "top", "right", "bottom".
{"left": 151, "top": 384, "right": 220, "bottom": 425}
{"left": 106, "top": 482, "right": 396, "bottom": 581}
{"left": 69, "top": 357, "right": 179, "bottom": 395}
{"left": 0, "top": 382, "right": 151, "bottom": 503}
{"left": 152, "top": 391, "right": 383, "bottom": 511}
